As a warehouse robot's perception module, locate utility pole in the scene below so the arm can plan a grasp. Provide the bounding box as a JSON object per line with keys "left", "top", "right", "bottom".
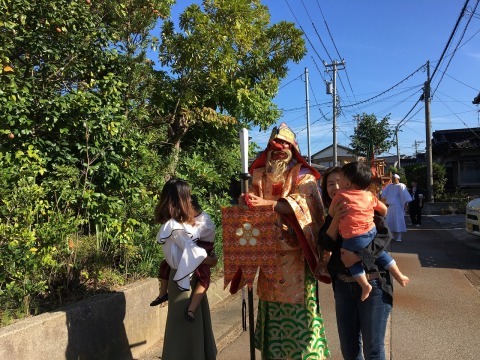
{"left": 395, "top": 118, "right": 407, "bottom": 168}
{"left": 414, "top": 140, "right": 425, "bottom": 156}
{"left": 325, "top": 60, "right": 345, "bottom": 167}
{"left": 305, "top": 67, "right": 311, "bottom": 165}
{"left": 396, "top": 128, "right": 401, "bottom": 168}
{"left": 424, "top": 60, "right": 434, "bottom": 202}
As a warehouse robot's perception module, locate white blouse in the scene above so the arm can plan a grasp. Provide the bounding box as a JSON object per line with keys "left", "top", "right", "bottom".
{"left": 156, "top": 219, "right": 207, "bottom": 291}
{"left": 195, "top": 211, "right": 216, "bottom": 243}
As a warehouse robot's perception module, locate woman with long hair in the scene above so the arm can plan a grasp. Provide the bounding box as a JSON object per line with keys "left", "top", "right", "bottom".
{"left": 155, "top": 178, "right": 218, "bottom": 360}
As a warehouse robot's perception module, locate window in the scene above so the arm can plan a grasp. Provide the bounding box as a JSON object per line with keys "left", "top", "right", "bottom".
{"left": 459, "top": 161, "right": 480, "bottom": 185}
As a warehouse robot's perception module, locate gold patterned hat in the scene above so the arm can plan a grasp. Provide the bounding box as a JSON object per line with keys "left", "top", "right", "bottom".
{"left": 268, "top": 122, "right": 300, "bottom": 152}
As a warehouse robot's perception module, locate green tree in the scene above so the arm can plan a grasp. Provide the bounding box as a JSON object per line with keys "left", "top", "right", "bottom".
{"left": 0, "top": 0, "right": 174, "bottom": 318}
{"left": 0, "top": 0, "right": 307, "bottom": 321}
{"left": 153, "top": 0, "right": 306, "bottom": 176}
{"left": 404, "top": 163, "right": 447, "bottom": 200}
{"left": 349, "top": 113, "right": 396, "bottom": 158}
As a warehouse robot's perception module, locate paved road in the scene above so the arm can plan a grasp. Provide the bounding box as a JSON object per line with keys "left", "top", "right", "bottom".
{"left": 218, "top": 215, "right": 480, "bottom": 360}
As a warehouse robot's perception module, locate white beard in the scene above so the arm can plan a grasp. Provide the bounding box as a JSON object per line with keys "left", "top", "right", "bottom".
{"left": 267, "top": 149, "right": 292, "bottom": 183}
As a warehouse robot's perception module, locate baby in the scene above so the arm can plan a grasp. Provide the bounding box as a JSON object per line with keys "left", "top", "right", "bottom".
{"left": 330, "top": 162, "right": 409, "bottom": 301}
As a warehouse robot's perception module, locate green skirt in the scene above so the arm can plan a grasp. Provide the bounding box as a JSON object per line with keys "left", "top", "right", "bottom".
{"left": 161, "top": 269, "right": 217, "bottom": 360}
{"left": 254, "top": 267, "right": 330, "bottom": 360}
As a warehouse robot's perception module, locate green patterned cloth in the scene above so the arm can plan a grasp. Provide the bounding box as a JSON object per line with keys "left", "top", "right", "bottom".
{"left": 254, "top": 268, "right": 330, "bottom": 360}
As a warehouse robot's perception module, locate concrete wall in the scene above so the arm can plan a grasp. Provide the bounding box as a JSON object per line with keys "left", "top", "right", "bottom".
{"left": 0, "top": 276, "right": 229, "bottom": 360}
{"left": 0, "top": 278, "right": 165, "bottom": 360}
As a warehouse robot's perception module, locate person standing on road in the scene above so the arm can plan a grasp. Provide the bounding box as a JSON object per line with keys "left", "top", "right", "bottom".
{"left": 236, "top": 123, "right": 330, "bottom": 359}
{"left": 319, "top": 166, "right": 394, "bottom": 360}
{"left": 381, "top": 174, "right": 412, "bottom": 242}
{"left": 408, "top": 180, "right": 424, "bottom": 226}
{"left": 154, "top": 178, "right": 218, "bottom": 360}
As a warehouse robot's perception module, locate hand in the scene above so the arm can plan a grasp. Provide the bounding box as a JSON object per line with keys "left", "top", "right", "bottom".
{"left": 330, "top": 200, "right": 349, "bottom": 220}
{"left": 340, "top": 249, "right": 361, "bottom": 267}
{"left": 244, "top": 194, "right": 275, "bottom": 208}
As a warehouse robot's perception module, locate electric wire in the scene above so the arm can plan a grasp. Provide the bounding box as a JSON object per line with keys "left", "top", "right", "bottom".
{"left": 436, "top": 89, "right": 480, "bottom": 111}
{"left": 429, "top": 0, "right": 470, "bottom": 83}
{"left": 299, "top": 0, "right": 333, "bottom": 63}
{"left": 314, "top": 0, "right": 357, "bottom": 102}
{"left": 311, "top": 56, "right": 327, "bottom": 83}
{"left": 279, "top": 73, "right": 303, "bottom": 90}
{"left": 342, "top": 64, "right": 425, "bottom": 108}
{"left": 434, "top": 92, "right": 480, "bottom": 140}
{"left": 284, "top": 0, "right": 327, "bottom": 64}
{"left": 441, "top": 71, "right": 480, "bottom": 92}
{"left": 373, "top": 88, "right": 424, "bottom": 117}
{"left": 432, "top": 0, "right": 480, "bottom": 96}
{"left": 309, "top": 79, "right": 331, "bottom": 123}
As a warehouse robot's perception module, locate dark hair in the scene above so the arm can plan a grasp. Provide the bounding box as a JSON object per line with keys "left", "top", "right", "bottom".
{"left": 191, "top": 194, "right": 202, "bottom": 213}
{"left": 154, "top": 178, "right": 195, "bottom": 225}
{"left": 320, "top": 166, "right": 342, "bottom": 207}
{"left": 341, "top": 162, "right": 372, "bottom": 190}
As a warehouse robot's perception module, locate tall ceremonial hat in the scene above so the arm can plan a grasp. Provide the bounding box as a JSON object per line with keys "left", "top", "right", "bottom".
{"left": 249, "top": 122, "right": 321, "bottom": 179}
{"left": 269, "top": 122, "right": 300, "bottom": 152}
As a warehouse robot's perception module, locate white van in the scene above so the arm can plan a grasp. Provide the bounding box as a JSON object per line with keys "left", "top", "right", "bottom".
{"left": 466, "top": 198, "right": 480, "bottom": 237}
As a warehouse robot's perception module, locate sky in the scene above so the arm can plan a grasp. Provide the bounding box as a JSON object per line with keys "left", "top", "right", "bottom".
{"left": 160, "top": 0, "right": 480, "bottom": 158}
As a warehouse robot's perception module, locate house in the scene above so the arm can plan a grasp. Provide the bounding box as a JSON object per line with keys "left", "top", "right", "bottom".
{"left": 432, "top": 127, "right": 480, "bottom": 189}
{"left": 376, "top": 153, "right": 425, "bottom": 169}
{"left": 311, "top": 144, "right": 358, "bottom": 167}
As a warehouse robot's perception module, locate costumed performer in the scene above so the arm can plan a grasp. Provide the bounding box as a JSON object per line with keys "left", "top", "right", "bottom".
{"left": 237, "top": 123, "right": 330, "bottom": 359}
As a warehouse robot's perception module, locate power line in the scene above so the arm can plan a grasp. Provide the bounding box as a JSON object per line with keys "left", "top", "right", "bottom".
{"left": 430, "top": 0, "right": 470, "bottom": 83}
{"left": 434, "top": 92, "right": 480, "bottom": 140}
{"left": 284, "top": 0, "right": 326, "bottom": 64}
{"left": 299, "top": 0, "right": 333, "bottom": 63}
{"left": 279, "top": 73, "right": 303, "bottom": 90}
{"left": 311, "top": 56, "right": 327, "bottom": 83}
{"left": 342, "top": 64, "right": 425, "bottom": 108}
{"left": 314, "top": 0, "right": 357, "bottom": 102}
{"left": 436, "top": 89, "right": 480, "bottom": 111}
{"left": 441, "top": 71, "right": 480, "bottom": 92}
{"left": 432, "top": 0, "right": 480, "bottom": 96}
{"left": 280, "top": 101, "right": 331, "bottom": 113}
{"left": 309, "top": 80, "right": 331, "bottom": 123}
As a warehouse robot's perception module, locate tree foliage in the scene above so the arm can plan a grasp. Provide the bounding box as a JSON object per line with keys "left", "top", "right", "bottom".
{"left": 349, "top": 113, "right": 396, "bottom": 158}
{"left": 0, "top": 0, "right": 174, "bottom": 319}
{"left": 153, "top": 0, "right": 306, "bottom": 175}
{"left": 0, "top": 0, "right": 306, "bottom": 323}
{"left": 404, "top": 163, "right": 447, "bottom": 200}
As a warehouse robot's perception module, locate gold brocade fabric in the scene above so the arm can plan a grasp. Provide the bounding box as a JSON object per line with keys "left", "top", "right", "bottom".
{"left": 252, "top": 164, "right": 325, "bottom": 305}
{"left": 222, "top": 205, "right": 278, "bottom": 289}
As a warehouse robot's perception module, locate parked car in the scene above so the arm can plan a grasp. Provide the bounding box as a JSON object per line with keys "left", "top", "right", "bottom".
{"left": 466, "top": 198, "right": 480, "bottom": 237}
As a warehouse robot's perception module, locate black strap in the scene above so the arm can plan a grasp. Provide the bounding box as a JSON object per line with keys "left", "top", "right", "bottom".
{"left": 242, "top": 298, "right": 247, "bottom": 331}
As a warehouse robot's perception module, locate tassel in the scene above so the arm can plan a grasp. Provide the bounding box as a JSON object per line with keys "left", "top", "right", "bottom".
{"left": 242, "top": 287, "right": 247, "bottom": 331}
